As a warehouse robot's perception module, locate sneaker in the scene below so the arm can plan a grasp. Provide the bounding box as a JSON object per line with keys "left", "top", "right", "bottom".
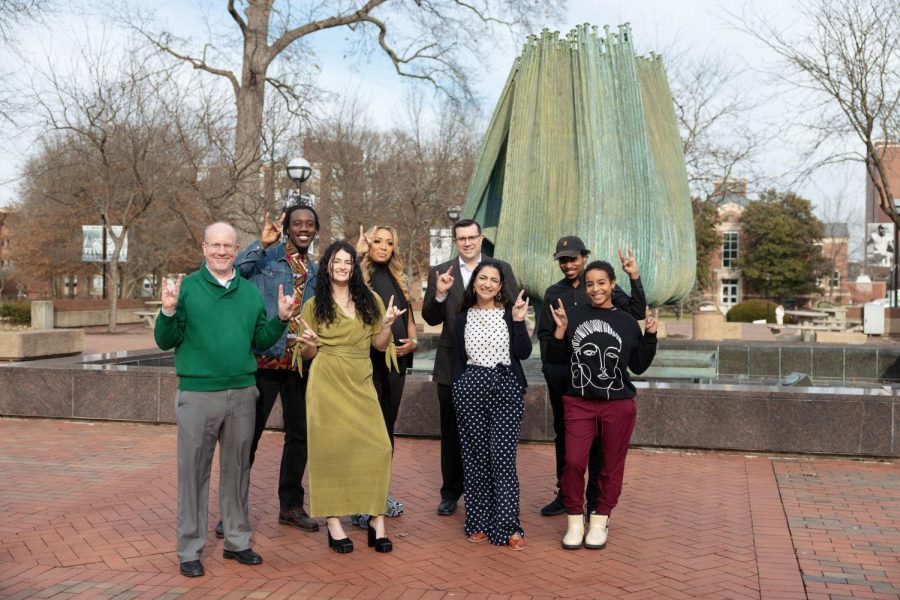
{"left": 350, "top": 513, "right": 371, "bottom": 529}
{"left": 540, "top": 493, "right": 566, "bottom": 516}
{"left": 385, "top": 495, "right": 405, "bottom": 517}
{"left": 278, "top": 507, "right": 319, "bottom": 532}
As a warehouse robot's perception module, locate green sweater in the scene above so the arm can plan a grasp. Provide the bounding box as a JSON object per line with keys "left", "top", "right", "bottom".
{"left": 154, "top": 264, "right": 287, "bottom": 391}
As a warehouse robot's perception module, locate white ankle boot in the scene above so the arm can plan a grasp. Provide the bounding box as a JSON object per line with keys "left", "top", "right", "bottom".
{"left": 562, "top": 514, "right": 585, "bottom": 549}
{"left": 584, "top": 513, "right": 609, "bottom": 549}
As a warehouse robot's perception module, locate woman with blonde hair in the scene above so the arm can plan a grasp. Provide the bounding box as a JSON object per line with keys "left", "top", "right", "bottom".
{"left": 354, "top": 225, "right": 418, "bottom": 524}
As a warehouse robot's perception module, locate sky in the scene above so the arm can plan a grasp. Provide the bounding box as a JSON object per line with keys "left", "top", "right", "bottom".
{"left": 0, "top": 0, "right": 867, "bottom": 254}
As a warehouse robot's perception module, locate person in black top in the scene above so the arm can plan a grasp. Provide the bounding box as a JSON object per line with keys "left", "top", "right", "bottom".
{"left": 355, "top": 225, "right": 419, "bottom": 525}
{"left": 536, "top": 236, "right": 646, "bottom": 516}
{"left": 548, "top": 260, "right": 658, "bottom": 551}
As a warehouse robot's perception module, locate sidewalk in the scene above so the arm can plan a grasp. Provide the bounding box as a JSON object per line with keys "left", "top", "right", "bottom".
{"left": 0, "top": 418, "right": 897, "bottom": 599}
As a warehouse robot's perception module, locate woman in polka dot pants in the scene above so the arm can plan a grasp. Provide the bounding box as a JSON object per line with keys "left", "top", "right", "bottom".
{"left": 450, "top": 260, "right": 532, "bottom": 550}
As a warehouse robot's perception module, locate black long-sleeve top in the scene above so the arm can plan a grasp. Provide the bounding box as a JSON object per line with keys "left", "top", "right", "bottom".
{"left": 537, "top": 276, "right": 646, "bottom": 363}
{"left": 547, "top": 304, "right": 657, "bottom": 400}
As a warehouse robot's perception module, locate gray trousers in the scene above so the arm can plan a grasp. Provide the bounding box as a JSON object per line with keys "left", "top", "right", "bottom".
{"left": 175, "top": 386, "right": 258, "bottom": 562}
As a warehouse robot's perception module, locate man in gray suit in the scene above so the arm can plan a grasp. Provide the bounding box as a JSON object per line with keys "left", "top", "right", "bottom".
{"left": 422, "top": 219, "right": 519, "bottom": 515}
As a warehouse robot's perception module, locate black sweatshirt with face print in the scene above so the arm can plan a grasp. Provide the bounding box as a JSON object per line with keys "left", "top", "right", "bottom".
{"left": 547, "top": 304, "right": 657, "bottom": 400}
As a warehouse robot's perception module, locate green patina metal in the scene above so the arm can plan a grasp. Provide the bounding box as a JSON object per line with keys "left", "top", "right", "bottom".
{"left": 464, "top": 24, "right": 695, "bottom": 305}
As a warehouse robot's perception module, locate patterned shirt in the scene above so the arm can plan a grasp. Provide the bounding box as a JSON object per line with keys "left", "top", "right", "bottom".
{"left": 255, "top": 242, "right": 308, "bottom": 370}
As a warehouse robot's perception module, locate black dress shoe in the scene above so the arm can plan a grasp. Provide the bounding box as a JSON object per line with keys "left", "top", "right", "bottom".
{"left": 179, "top": 560, "right": 204, "bottom": 577}
{"left": 279, "top": 507, "right": 319, "bottom": 532}
{"left": 367, "top": 525, "right": 393, "bottom": 552}
{"left": 437, "top": 499, "right": 457, "bottom": 516}
{"left": 540, "top": 493, "right": 566, "bottom": 517}
{"left": 223, "top": 548, "right": 263, "bottom": 565}
{"left": 214, "top": 519, "right": 224, "bottom": 539}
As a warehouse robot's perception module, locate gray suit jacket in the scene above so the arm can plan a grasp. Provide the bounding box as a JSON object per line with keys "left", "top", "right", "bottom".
{"left": 422, "top": 256, "right": 519, "bottom": 385}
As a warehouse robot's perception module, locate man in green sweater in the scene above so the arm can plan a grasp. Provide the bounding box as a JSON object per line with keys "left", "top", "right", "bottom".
{"left": 155, "top": 222, "right": 294, "bottom": 578}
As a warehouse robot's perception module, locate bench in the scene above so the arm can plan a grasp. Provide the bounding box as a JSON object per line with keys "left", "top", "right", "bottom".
{"left": 134, "top": 310, "right": 159, "bottom": 329}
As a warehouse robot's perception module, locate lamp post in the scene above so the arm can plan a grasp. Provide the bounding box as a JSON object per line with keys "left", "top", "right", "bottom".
{"left": 101, "top": 213, "right": 107, "bottom": 300}
{"left": 286, "top": 157, "right": 312, "bottom": 205}
{"left": 446, "top": 205, "right": 462, "bottom": 224}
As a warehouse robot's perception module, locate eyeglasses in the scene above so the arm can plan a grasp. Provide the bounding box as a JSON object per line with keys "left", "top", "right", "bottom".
{"left": 454, "top": 235, "right": 482, "bottom": 244}
{"left": 204, "top": 242, "right": 237, "bottom": 252}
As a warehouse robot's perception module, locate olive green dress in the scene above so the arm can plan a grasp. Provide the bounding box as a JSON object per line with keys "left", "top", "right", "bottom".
{"left": 302, "top": 296, "right": 393, "bottom": 517}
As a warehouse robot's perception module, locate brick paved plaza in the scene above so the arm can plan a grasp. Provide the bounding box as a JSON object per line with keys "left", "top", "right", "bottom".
{"left": 0, "top": 418, "right": 897, "bottom": 599}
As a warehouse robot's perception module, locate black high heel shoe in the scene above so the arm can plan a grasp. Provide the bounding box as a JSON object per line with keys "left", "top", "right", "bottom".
{"left": 367, "top": 524, "right": 393, "bottom": 553}
{"left": 328, "top": 530, "right": 353, "bottom": 554}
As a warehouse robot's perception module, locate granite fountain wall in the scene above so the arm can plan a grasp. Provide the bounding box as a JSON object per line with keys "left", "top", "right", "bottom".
{"left": 1, "top": 345, "right": 898, "bottom": 458}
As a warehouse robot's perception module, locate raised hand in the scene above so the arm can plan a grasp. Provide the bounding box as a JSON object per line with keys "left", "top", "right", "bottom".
{"left": 261, "top": 212, "right": 284, "bottom": 248}
{"left": 276, "top": 284, "right": 297, "bottom": 321}
{"left": 435, "top": 265, "right": 454, "bottom": 294}
{"left": 161, "top": 274, "right": 182, "bottom": 313}
{"left": 511, "top": 289, "right": 530, "bottom": 322}
{"left": 355, "top": 224, "right": 370, "bottom": 256}
{"left": 550, "top": 298, "right": 568, "bottom": 330}
{"left": 299, "top": 317, "right": 318, "bottom": 350}
{"left": 382, "top": 294, "right": 408, "bottom": 328}
{"left": 644, "top": 307, "right": 659, "bottom": 334}
{"left": 618, "top": 248, "right": 639, "bottom": 279}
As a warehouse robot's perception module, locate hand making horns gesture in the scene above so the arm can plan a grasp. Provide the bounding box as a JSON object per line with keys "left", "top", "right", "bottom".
{"left": 355, "top": 224, "right": 371, "bottom": 256}
{"left": 550, "top": 298, "right": 569, "bottom": 331}
{"left": 618, "top": 248, "right": 639, "bottom": 279}
{"left": 160, "top": 274, "right": 183, "bottom": 313}
{"left": 435, "top": 265, "right": 454, "bottom": 294}
{"left": 276, "top": 284, "right": 298, "bottom": 321}
{"left": 511, "top": 290, "right": 530, "bottom": 322}
{"left": 382, "top": 294, "right": 408, "bottom": 328}
{"left": 261, "top": 212, "right": 285, "bottom": 248}
{"left": 299, "top": 317, "right": 318, "bottom": 350}
{"left": 644, "top": 307, "right": 660, "bottom": 335}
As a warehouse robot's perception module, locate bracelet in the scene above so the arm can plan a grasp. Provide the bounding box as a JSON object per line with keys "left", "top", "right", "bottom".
{"left": 408, "top": 337, "right": 418, "bottom": 345}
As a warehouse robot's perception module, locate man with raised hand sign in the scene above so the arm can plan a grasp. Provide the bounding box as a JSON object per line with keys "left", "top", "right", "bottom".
{"left": 535, "top": 240, "right": 646, "bottom": 517}
{"left": 422, "top": 219, "right": 519, "bottom": 516}
{"left": 154, "top": 222, "right": 295, "bottom": 578}
{"left": 230, "top": 204, "right": 321, "bottom": 537}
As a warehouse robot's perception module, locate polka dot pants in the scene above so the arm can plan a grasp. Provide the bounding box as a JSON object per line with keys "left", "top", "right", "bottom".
{"left": 452, "top": 364, "right": 525, "bottom": 545}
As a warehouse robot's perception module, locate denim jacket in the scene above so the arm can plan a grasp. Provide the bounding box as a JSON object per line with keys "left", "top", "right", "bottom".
{"left": 235, "top": 240, "right": 318, "bottom": 358}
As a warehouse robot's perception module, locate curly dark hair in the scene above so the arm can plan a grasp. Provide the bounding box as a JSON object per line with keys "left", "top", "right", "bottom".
{"left": 584, "top": 260, "right": 616, "bottom": 282}
{"left": 458, "top": 259, "right": 511, "bottom": 313}
{"left": 314, "top": 240, "right": 381, "bottom": 327}
{"left": 282, "top": 203, "right": 320, "bottom": 231}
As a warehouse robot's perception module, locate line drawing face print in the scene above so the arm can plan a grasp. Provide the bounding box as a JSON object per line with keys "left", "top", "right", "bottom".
{"left": 570, "top": 319, "right": 623, "bottom": 398}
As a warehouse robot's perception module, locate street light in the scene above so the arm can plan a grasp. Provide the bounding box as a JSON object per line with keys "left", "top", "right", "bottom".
{"left": 286, "top": 157, "right": 312, "bottom": 204}
{"left": 446, "top": 205, "right": 462, "bottom": 224}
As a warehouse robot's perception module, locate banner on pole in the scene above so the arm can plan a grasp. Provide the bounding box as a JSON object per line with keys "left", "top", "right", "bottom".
{"left": 81, "top": 225, "right": 128, "bottom": 263}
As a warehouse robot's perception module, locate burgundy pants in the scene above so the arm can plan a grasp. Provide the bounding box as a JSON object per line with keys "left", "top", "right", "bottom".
{"left": 560, "top": 395, "right": 636, "bottom": 515}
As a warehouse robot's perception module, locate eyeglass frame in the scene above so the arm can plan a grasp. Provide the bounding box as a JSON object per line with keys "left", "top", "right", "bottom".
{"left": 453, "top": 234, "right": 483, "bottom": 244}
{"left": 203, "top": 241, "right": 239, "bottom": 252}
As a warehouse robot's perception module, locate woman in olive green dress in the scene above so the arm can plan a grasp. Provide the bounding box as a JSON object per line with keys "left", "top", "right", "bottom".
{"left": 299, "top": 240, "right": 406, "bottom": 554}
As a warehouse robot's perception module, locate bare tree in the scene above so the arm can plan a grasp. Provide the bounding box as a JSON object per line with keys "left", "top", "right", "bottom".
{"left": 305, "top": 89, "right": 477, "bottom": 297}
{"left": 0, "top": 0, "right": 50, "bottom": 125}
{"left": 0, "top": 0, "right": 46, "bottom": 42}
{"left": 736, "top": 0, "right": 899, "bottom": 224}
{"left": 125, "top": 0, "right": 564, "bottom": 234}
{"left": 666, "top": 49, "right": 765, "bottom": 197}
{"left": 25, "top": 41, "right": 213, "bottom": 330}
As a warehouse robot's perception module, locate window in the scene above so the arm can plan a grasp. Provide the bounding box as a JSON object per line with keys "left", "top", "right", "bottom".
{"left": 720, "top": 278, "right": 739, "bottom": 308}
{"left": 722, "top": 232, "right": 739, "bottom": 268}
{"left": 829, "top": 271, "right": 840, "bottom": 288}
